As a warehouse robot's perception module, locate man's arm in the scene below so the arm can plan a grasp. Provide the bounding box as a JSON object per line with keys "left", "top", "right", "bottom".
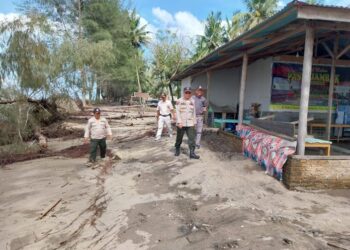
{"left": 84, "top": 119, "right": 91, "bottom": 143}
{"left": 169, "top": 101, "right": 176, "bottom": 121}
{"left": 175, "top": 101, "right": 182, "bottom": 128}
{"left": 156, "top": 102, "right": 160, "bottom": 120}
{"left": 105, "top": 118, "right": 112, "bottom": 139}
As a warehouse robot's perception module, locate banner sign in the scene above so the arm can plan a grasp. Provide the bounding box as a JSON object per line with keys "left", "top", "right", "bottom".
{"left": 270, "top": 62, "right": 350, "bottom": 111}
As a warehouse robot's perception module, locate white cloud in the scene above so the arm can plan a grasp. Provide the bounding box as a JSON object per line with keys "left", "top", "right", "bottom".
{"left": 150, "top": 7, "right": 204, "bottom": 43}
{"left": 277, "top": 0, "right": 286, "bottom": 9}
{"left": 174, "top": 11, "right": 205, "bottom": 38}
{"left": 152, "top": 7, "right": 174, "bottom": 26}
{"left": 139, "top": 16, "right": 157, "bottom": 41}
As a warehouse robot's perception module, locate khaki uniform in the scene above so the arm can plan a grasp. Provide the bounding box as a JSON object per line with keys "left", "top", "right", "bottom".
{"left": 84, "top": 117, "right": 112, "bottom": 162}
{"left": 175, "top": 97, "right": 197, "bottom": 149}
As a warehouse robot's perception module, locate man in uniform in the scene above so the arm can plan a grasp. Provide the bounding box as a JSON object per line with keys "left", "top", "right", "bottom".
{"left": 155, "top": 93, "right": 176, "bottom": 141}
{"left": 192, "top": 85, "right": 208, "bottom": 149}
{"left": 84, "top": 108, "right": 112, "bottom": 166}
{"left": 174, "top": 87, "right": 200, "bottom": 159}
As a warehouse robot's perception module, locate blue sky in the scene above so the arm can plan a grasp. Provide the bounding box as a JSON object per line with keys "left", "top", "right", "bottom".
{"left": 1, "top": 0, "right": 350, "bottom": 41}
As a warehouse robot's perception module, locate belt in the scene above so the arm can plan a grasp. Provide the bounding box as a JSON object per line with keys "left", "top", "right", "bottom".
{"left": 160, "top": 114, "right": 170, "bottom": 117}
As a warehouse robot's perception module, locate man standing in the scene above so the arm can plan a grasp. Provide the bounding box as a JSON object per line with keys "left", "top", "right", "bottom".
{"left": 84, "top": 108, "right": 112, "bottom": 166}
{"left": 175, "top": 87, "right": 200, "bottom": 159}
{"left": 192, "top": 86, "right": 208, "bottom": 149}
{"left": 155, "top": 93, "right": 175, "bottom": 141}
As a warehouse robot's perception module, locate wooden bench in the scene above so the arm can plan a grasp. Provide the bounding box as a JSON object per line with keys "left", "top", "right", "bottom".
{"left": 250, "top": 118, "right": 332, "bottom": 156}
{"left": 309, "top": 123, "right": 350, "bottom": 142}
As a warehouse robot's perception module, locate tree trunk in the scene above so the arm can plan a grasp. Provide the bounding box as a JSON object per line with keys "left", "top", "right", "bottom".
{"left": 135, "top": 53, "right": 142, "bottom": 92}
{"left": 81, "top": 68, "right": 87, "bottom": 107}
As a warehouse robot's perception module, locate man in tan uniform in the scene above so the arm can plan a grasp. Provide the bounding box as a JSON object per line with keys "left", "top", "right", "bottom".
{"left": 84, "top": 108, "right": 112, "bottom": 166}
{"left": 155, "top": 93, "right": 176, "bottom": 141}
{"left": 174, "top": 87, "right": 200, "bottom": 159}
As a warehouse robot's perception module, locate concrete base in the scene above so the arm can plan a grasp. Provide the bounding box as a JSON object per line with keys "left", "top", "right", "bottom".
{"left": 284, "top": 155, "right": 350, "bottom": 190}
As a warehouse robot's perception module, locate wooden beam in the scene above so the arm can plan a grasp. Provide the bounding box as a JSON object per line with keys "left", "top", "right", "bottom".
{"left": 336, "top": 44, "right": 350, "bottom": 59}
{"left": 313, "top": 21, "right": 350, "bottom": 32}
{"left": 238, "top": 52, "right": 248, "bottom": 125}
{"left": 321, "top": 42, "right": 334, "bottom": 58}
{"left": 298, "top": 5, "right": 350, "bottom": 23}
{"left": 297, "top": 24, "right": 314, "bottom": 156}
{"left": 206, "top": 71, "right": 212, "bottom": 126}
{"left": 248, "top": 27, "right": 305, "bottom": 54}
{"left": 273, "top": 55, "right": 350, "bottom": 67}
{"left": 326, "top": 34, "right": 339, "bottom": 140}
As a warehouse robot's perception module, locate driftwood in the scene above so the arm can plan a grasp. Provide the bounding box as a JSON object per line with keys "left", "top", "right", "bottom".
{"left": 38, "top": 198, "right": 62, "bottom": 220}
{"left": 69, "top": 114, "right": 155, "bottom": 120}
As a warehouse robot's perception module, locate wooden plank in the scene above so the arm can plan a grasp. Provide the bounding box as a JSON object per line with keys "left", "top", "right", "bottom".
{"left": 273, "top": 55, "right": 350, "bottom": 67}
{"left": 298, "top": 5, "right": 350, "bottom": 23}
{"left": 247, "top": 124, "right": 296, "bottom": 141}
{"left": 38, "top": 198, "right": 62, "bottom": 220}
{"left": 336, "top": 44, "right": 350, "bottom": 59}
{"left": 251, "top": 118, "right": 295, "bottom": 138}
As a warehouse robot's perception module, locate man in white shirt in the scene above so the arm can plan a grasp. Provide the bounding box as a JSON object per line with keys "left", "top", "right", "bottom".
{"left": 84, "top": 108, "right": 112, "bottom": 166}
{"left": 155, "top": 93, "right": 176, "bottom": 141}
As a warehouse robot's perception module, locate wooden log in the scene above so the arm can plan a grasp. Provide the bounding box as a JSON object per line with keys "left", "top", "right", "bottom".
{"left": 38, "top": 198, "right": 62, "bottom": 220}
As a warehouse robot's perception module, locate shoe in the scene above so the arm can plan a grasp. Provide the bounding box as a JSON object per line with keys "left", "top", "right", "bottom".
{"left": 189, "top": 149, "right": 200, "bottom": 159}
{"left": 196, "top": 144, "right": 201, "bottom": 149}
{"left": 169, "top": 134, "right": 173, "bottom": 138}
{"left": 101, "top": 157, "right": 108, "bottom": 161}
{"left": 85, "top": 161, "right": 95, "bottom": 167}
{"left": 155, "top": 137, "right": 161, "bottom": 141}
{"left": 175, "top": 147, "right": 180, "bottom": 156}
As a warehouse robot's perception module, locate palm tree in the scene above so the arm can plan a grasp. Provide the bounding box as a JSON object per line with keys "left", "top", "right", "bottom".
{"left": 193, "top": 12, "right": 225, "bottom": 60}
{"left": 243, "top": 0, "right": 278, "bottom": 30}
{"left": 224, "top": 11, "right": 246, "bottom": 41}
{"left": 129, "top": 9, "right": 150, "bottom": 92}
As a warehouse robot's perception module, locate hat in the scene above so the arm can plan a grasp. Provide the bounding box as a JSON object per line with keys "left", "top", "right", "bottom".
{"left": 197, "top": 85, "right": 203, "bottom": 90}
{"left": 93, "top": 107, "right": 101, "bottom": 113}
{"left": 183, "top": 87, "right": 192, "bottom": 92}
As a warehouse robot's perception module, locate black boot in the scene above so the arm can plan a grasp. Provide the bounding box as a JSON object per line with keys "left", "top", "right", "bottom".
{"left": 189, "top": 148, "right": 200, "bottom": 159}
{"left": 175, "top": 147, "right": 180, "bottom": 156}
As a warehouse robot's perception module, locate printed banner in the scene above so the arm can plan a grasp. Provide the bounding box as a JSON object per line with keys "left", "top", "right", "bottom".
{"left": 270, "top": 62, "right": 350, "bottom": 111}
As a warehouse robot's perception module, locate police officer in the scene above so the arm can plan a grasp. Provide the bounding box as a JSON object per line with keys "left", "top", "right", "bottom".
{"left": 84, "top": 108, "right": 112, "bottom": 166}
{"left": 174, "top": 87, "right": 200, "bottom": 159}
{"left": 192, "top": 85, "right": 208, "bottom": 149}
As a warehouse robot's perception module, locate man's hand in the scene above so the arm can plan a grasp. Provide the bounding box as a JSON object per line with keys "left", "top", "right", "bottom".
{"left": 177, "top": 123, "right": 183, "bottom": 129}
{"left": 107, "top": 135, "right": 112, "bottom": 140}
{"left": 203, "top": 107, "right": 207, "bottom": 112}
{"left": 84, "top": 137, "right": 89, "bottom": 144}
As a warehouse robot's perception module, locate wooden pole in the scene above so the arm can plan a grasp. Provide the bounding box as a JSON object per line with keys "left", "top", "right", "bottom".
{"left": 297, "top": 24, "right": 314, "bottom": 155}
{"left": 238, "top": 52, "right": 248, "bottom": 125}
{"left": 206, "top": 71, "right": 211, "bottom": 126}
{"left": 326, "top": 34, "right": 339, "bottom": 141}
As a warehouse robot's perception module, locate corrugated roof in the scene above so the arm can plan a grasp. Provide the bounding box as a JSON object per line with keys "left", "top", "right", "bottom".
{"left": 172, "top": 0, "right": 350, "bottom": 81}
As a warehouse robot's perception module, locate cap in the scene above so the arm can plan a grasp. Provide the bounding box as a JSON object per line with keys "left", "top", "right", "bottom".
{"left": 183, "top": 87, "right": 192, "bottom": 92}
{"left": 197, "top": 85, "right": 203, "bottom": 90}
{"left": 93, "top": 108, "right": 101, "bottom": 113}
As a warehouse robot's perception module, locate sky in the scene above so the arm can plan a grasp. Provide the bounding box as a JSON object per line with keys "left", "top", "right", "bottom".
{"left": 1, "top": 0, "right": 350, "bottom": 42}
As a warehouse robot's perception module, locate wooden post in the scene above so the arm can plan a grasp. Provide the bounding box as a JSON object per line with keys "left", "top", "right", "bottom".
{"left": 297, "top": 24, "right": 314, "bottom": 155}
{"left": 206, "top": 71, "right": 212, "bottom": 126}
{"left": 326, "top": 34, "right": 339, "bottom": 141}
{"left": 238, "top": 52, "right": 248, "bottom": 125}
